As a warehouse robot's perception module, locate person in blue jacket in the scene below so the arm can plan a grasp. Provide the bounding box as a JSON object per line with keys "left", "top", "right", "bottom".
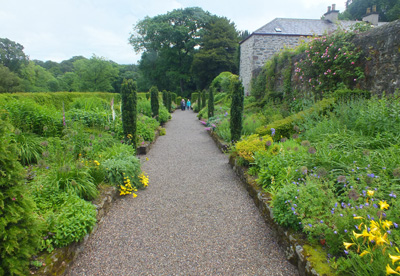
{"left": 186, "top": 99, "right": 191, "bottom": 110}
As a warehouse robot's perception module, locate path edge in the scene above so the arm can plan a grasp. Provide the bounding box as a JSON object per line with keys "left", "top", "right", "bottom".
{"left": 206, "top": 128, "right": 331, "bottom": 276}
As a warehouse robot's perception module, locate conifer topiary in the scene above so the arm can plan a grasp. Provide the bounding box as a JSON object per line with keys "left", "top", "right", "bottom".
{"left": 201, "top": 89, "right": 207, "bottom": 109}
{"left": 150, "top": 86, "right": 159, "bottom": 120}
{"left": 167, "top": 91, "right": 172, "bottom": 112}
{"left": 230, "top": 76, "right": 244, "bottom": 143}
{"left": 121, "top": 79, "right": 137, "bottom": 150}
{"left": 0, "top": 120, "right": 42, "bottom": 275}
{"left": 208, "top": 88, "right": 214, "bottom": 118}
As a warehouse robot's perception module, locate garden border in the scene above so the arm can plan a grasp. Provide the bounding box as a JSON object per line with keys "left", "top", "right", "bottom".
{"left": 206, "top": 128, "right": 324, "bottom": 276}
{"left": 33, "top": 126, "right": 163, "bottom": 275}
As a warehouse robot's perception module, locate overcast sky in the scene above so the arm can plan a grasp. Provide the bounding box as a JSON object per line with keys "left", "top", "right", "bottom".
{"left": 1, "top": 0, "right": 346, "bottom": 64}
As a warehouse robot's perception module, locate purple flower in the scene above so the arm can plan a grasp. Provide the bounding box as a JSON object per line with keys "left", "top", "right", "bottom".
{"left": 344, "top": 229, "right": 348, "bottom": 233}
{"left": 394, "top": 222, "right": 398, "bottom": 228}
{"left": 291, "top": 207, "right": 295, "bottom": 211}
{"left": 271, "top": 128, "right": 275, "bottom": 136}
{"left": 389, "top": 192, "right": 397, "bottom": 198}
{"left": 334, "top": 231, "right": 337, "bottom": 234}
{"left": 224, "top": 112, "right": 228, "bottom": 117}
{"left": 205, "top": 127, "right": 211, "bottom": 131}
{"left": 308, "top": 224, "right": 312, "bottom": 227}
{"left": 344, "top": 250, "right": 349, "bottom": 255}
{"left": 320, "top": 220, "right": 324, "bottom": 223}
{"left": 340, "top": 214, "right": 343, "bottom": 217}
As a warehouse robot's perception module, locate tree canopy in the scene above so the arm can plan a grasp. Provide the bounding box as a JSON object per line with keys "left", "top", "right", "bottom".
{"left": 340, "top": 0, "right": 400, "bottom": 22}
{"left": 0, "top": 38, "right": 28, "bottom": 73}
{"left": 129, "top": 7, "right": 240, "bottom": 96}
{"left": 191, "top": 16, "right": 240, "bottom": 90}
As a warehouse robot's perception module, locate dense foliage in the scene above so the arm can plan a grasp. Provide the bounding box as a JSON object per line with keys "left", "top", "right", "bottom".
{"left": 229, "top": 76, "right": 244, "bottom": 143}
{"left": 0, "top": 120, "right": 42, "bottom": 276}
{"left": 150, "top": 86, "right": 159, "bottom": 119}
{"left": 121, "top": 79, "right": 137, "bottom": 149}
{"left": 129, "top": 7, "right": 242, "bottom": 96}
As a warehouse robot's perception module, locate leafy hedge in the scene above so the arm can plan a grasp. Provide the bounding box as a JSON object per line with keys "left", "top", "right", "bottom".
{"left": 255, "top": 98, "right": 336, "bottom": 139}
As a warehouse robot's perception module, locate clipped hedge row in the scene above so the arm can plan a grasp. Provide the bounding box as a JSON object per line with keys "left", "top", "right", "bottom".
{"left": 256, "top": 97, "right": 336, "bottom": 139}
{"left": 0, "top": 92, "right": 120, "bottom": 110}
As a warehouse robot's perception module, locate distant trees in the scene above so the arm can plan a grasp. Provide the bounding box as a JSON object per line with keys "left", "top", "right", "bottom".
{"left": 192, "top": 16, "right": 240, "bottom": 90}
{"left": 340, "top": 0, "right": 400, "bottom": 22}
{"left": 129, "top": 7, "right": 241, "bottom": 96}
{"left": 73, "top": 55, "right": 119, "bottom": 92}
{"left": 0, "top": 38, "right": 28, "bottom": 73}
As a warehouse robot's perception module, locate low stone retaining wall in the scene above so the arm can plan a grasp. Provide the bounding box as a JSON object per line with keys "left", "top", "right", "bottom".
{"left": 207, "top": 128, "right": 330, "bottom": 276}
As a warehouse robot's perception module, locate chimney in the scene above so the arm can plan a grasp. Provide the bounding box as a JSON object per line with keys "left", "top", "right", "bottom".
{"left": 324, "top": 4, "right": 339, "bottom": 23}
{"left": 362, "top": 5, "right": 379, "bottom": 26}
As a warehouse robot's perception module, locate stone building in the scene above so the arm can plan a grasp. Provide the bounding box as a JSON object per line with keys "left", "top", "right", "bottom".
{"left": 239, "top": 4, "right": 386, "bottom": 95}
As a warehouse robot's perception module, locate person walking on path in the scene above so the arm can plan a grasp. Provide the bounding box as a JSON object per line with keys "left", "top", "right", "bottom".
{"left": 66, "top": 110, "right": 298, "bottom": 276}
{"left": 180, "top": 98, "right": 186, "bottom": 111}
{"left": 186, "top": 99, "right": 191, "bottom": 110}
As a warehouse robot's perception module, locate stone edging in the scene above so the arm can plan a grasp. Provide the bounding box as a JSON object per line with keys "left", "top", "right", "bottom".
{"left": 206, "top": 128, "right": 321, "bottom": 276}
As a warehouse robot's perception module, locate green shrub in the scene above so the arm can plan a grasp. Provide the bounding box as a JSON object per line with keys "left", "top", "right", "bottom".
{"left": 137, "top": 115, "right": 159, "bottom": 143}
{"left": 201, "top": 90, "right": 207, "bottom": 109}
{"left": 159, "top": 128, "right": 166, "bottom": 136}
{"left": 208, "top": 88, "right": 214, "bottom": 118}
{"left": 255, "top": 98, "right": 335, "bottom": 139}
{"left": 66, "top": 108, "right": 110, "bottom": 129}
{"left": 102, "top": 152, "right": 142, "bottom": 188}
{"left": 334, "top": 89, "right": 371, "bottom": 102}
{"left": 12, "top": 131, "right": 43, "bottom": 165}
{"left": 47, "top": 161, "right": 98, "bottom": 200}
{"left": 69, "top": 97, "right": 110, "bottom": 111}
{"left": 233, "top": 134, "right": 273, "bottom": 165}
{"left": 150, "top": 86, "right": 159, "bottom": 119}
{"left": 158, "top": 105, "right": 171, "bottom": 125}
{"left": 0, "top": 120, "right": 42, "bottom": 276}
{"left": 191, "top": 92, "right": 199, "bottom": 103}
{"left": 2, "top": 99, "right": 61, "bottom": 136}
{"left": 31, "top": 183, "right": 96, "bottom": 251}
{"left": 121, "top": 79, "right": 137, "bottom": 149}
{"left": 230, "top": 76, "right": 244, "bottom": 142}
{"left": 51, "top": 194, "right": 97, "bottom": 247}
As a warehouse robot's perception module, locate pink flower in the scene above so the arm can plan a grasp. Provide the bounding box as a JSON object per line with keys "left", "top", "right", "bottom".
{"left": 351, "top": 61, "right": 355, "bottom": 65}
{"left": 12, "top": 197, "right": 16, "bottom": 201}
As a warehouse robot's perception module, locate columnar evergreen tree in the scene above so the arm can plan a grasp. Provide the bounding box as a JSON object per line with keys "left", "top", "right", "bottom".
{"left": 150, "top": 86, "right": 159, "bottom": 119}
{"left": 208, "top": 88, "right": 214, "bottom": 118}
{"left": 0, "top": 120, "right": 42, "bottom": 276}
{"left": 162, "top": 90, "right": 168, "bottom": 107}
{"left": 198, "top": 91, "right": 202, "bottom": 110}
{"left": 201, "top": 89, "right": 207, "bottom": 109}
{"left": 230, "top": 76, "right": 244, "bottom": 143}
{"left": 167, "top": 91, "right": 172, "bottom": 112}
{"left": 121, "top": 79, "right": 137, "bottom": 150}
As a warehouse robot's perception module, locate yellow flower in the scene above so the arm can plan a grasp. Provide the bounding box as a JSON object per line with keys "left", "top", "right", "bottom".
{"left": 343, "top": 242, "right": 355, "bottom": 250}
{"left": 360, "top": 250, "right": 370, "bottom": 257}
{"left": 386, "top": 264, "right": 400, "bottom": 275}
{"left": 354, "top": 216, "right": 364, "bottom": 220}
{"left": 383, "top": 220, "right": 394, "bottom": 230}
{"left": 375, "top": 233, "right": 388, "bottom": 246}
{"left": 353, "top": 231, "right": 363, "bottom": 239}
{"left": 132, "top": 193, "right": 137, "bottom": 198}
{"left": 389, "top": 255, "right": 400, "bottom": 265}
{"left": 367, "top": 190, "right": 375, "bottom": 197}
{"left": 146, "top": 157, "right": 149, "bottom": 161}
{"left": 379, "top": 200, "right": 390, "bottom": 210}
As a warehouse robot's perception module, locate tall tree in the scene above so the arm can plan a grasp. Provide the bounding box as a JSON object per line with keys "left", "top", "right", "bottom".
{"left": 191, "top": 16, "right": 240, "bottom": 89}
{"left": 0, "top": 65, "right": 21, "bottom": 92}
{"left": 340, "top": 0, "right": 400, "bottom": 22}
{"left": 0, "top": 38, "right": 29, "bottom": 73}
{"left": 129, "top": 7, "right": 211, "bottom": 95}
{"left": 73, "top": 55, "right": 119, "bottom": 92}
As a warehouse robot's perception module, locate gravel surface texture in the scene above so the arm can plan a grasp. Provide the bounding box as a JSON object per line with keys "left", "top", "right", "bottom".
{"left": 67, "top": 110, "right": 299, "bottom": 276}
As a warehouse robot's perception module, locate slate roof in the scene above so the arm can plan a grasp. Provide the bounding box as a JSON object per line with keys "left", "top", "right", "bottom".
{"left": 239, "top": 18, "right": 378, "bottom": 44}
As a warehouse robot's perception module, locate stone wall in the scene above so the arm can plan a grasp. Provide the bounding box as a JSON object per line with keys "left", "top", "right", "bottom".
{"left": 247, "top": 19, "right": 400, "bottom": 96}
{"left": 353, "top": 19, "right": 400, "bottom": 94}
{"left": 240, "top": 34, "right": 309, "bottom": 95}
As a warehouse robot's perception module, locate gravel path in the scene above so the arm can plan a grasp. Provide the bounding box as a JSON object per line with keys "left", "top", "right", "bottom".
{"left": 67, "top": 110, "right": 299, "bottom": 276}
